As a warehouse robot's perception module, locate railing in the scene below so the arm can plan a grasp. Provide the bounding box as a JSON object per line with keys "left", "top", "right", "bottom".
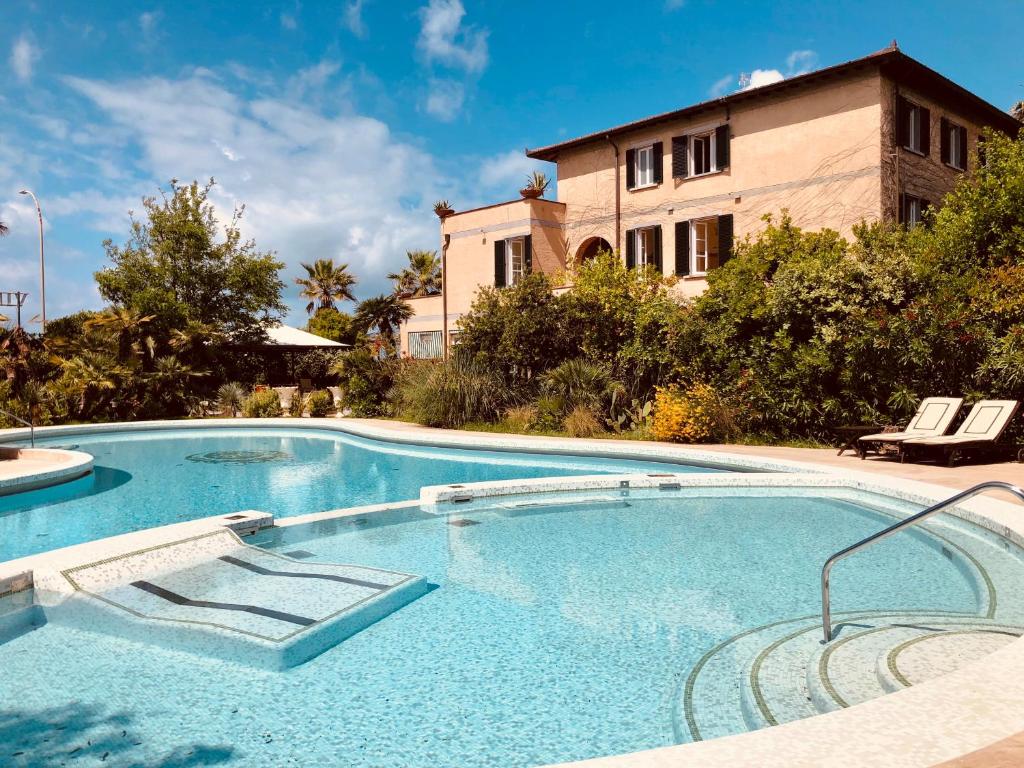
{"left": 0, "top": 408, "right": 34, "bottom": 447}
{"left": 821, "top": 480, "right": 1024, "bottom": 642}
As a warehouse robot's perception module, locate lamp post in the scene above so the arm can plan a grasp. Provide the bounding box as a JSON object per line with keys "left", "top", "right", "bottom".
{"left": 18, "top": 189, "right": 45, "bottom": 332}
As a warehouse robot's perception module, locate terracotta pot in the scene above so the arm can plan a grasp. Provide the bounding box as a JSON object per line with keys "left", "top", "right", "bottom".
{"left": 519, "top": 187, "right": 543, "bottom": 199}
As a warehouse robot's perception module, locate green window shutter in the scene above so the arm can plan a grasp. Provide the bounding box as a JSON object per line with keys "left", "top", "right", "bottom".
{"left": 715, "top": 124, "right": 730, "bottom": 170}
{"left": 652, "top": 142, "right": 663, "bottom": 184}
{"left": 625, "top": 228, "right": 636, "bottom": 269}
{"left": 671, "top": 136, "right": 688, "bottom": 178}
{"left": 524, "top": 235, "right": 533, "bottom": 273}
{"left": 625, "top": 148, "right": 636, "bottom": 190}
{"left": 940, "top": 117, "right": 950, "bottom": 164}
{"left": 494, "top": 239, "right": 506, "bottom": 287}
{"left": 919, "top": 106, "right": 931, "bottom": 156}
{"left": 958, "top": 126, "right": 968, "bottom": 170}
{"left": 675, "top": 221, "right": 690, "bottom": 276}
{"left": 717, "top": 214, "right": 734, "bottom": 265}
{"left": 652, "top": 225, "right": 663, "bottom": 272}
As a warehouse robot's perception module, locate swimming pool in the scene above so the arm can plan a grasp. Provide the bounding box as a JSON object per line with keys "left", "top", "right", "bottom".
{"left": 4, "top": 487, "right": 1024, "bottom": 767}
{"left": 0, "top": 427, "right": 714, "bottom": 562}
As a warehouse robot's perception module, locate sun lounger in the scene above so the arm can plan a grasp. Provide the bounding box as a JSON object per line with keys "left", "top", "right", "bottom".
{"left": 856, "top": 397, "right": 963, "bottom": 459}
{"left": 899, "top": 400, "right": 1020, "bottom": 466}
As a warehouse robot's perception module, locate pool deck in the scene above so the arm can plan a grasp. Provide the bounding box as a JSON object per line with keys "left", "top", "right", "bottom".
{"left": 0, "top": 417, "right": 1023, "bottom": 767}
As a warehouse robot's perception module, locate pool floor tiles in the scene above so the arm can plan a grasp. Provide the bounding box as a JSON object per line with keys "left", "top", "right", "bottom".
{"left": 38, "top": 529, "right": 429, "bottom": 669}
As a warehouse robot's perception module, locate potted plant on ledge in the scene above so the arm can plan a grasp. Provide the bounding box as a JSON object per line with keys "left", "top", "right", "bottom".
{"left": 520, "top": 171, "right": 549, "bottom": 200}
{"left": 434, "top": 200, "right": 454, "bottom": 219}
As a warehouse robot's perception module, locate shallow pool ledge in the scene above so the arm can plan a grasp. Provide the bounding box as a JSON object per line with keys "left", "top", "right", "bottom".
{"left": 0, "top": 447, "right": 93, "bottom": 496}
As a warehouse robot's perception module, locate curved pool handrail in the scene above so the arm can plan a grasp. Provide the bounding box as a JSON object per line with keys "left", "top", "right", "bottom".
{"left": 0, "top": 407, "right": 33, "bottom": 447}
{"left": 821, "top": 480, "right": 1024, "bottom": 642}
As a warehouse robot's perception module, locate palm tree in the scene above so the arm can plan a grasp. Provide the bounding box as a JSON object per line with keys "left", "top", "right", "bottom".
{"left": 388, "top": 250, "right": 441, "bottom": 298}
{"left": 85, "top": 307, "right": 155, "bottom": 363}
{"left": 0, "top": 221, "right": 8, "bottom": 236}
{"left": 295, "top": 259, "right": 357, "bottom": 314}
{"left": 355, "top": 294, "right": 414, "bottom": 350}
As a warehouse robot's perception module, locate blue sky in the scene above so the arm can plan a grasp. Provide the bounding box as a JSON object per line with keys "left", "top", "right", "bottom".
{"left": 1, "top": 0, "right": 1022, "bottom": 326}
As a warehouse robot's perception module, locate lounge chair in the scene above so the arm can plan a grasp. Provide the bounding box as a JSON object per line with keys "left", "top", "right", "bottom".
{"left": 899, "top": 400, "right": 1020, "bottom": 466}
{"left": 856, "top": 397, "right": 963, "bottom": 459}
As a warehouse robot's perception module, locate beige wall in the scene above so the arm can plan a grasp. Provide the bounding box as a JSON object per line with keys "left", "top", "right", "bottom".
{"left": 557, "top": 69, "right": 886, "bottom": 294}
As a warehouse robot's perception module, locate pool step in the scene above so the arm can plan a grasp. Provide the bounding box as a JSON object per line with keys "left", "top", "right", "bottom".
{"left": 682, "top": 612, "right": 1022, "bottom": 743}
{"left": 37, "top": 529, "right": 429, "bottom": 669}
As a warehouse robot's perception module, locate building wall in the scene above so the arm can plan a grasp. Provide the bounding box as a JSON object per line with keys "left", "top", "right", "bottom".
{"left": 878, "top": 76, "right": 988, "bottom": 222}
{"left": 556, "top": 69, "right": 885, "bottom": 295}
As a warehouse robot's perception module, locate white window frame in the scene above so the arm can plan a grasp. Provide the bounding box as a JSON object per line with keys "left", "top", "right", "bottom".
{"left": 905, "top": 196, "right": 924, "bottom": 228}
{"left": 905, "top": 102, "right": 922, "bottom": 153}
{"left": 690, "top": 217, "right": 719, "bottom": 276}
{"left": 946, "top": 121, "right": 964, "bottom": 170}
{"left": 506, "top": 236, "right": 526, "bottom": 285}
{"left": 633, "top": 144, "right": 655, "bottom": 188}
{"left": 634, "top": 227, "right": 656, "bottom": 266}
{"left": 690, "top": 131, "right": 717, "bottom": 177}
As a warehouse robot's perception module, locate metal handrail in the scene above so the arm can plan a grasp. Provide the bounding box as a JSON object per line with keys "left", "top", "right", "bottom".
{"left": 0, "top": 408, "right": 34, "bottom": 447}
{"left": 821, "top": 480, "right": 1024, "bottom": 642}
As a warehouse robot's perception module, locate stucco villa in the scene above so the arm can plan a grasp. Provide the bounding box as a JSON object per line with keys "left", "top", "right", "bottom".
{"left": 399, "top": 44, "right": 1020, "bottom": 359}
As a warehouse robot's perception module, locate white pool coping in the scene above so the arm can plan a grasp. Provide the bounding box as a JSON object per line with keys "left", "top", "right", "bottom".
{"left": 0, "top": 446, "right": 94, "bottom": 495}
{"left": 1, "top": 417, "right": 1023, "bottom": 767}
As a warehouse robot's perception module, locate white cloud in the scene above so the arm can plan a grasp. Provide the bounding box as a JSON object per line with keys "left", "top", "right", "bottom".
{"left": 61, "top": 69, "right": 448, "bottom": 316}
{"left": 786, "top": 49, "right": 818, "bottom": 75}
{"left": 424, "top": 78, "right": 465, "bottom": 122}
{"left": 344, "top": 0, "right": 368, "bottom": 37}
{"left": 478, "top": 150, "right": 549, "bottom": 194}
{"left": 417, "top": 0, "right": 488, "bottom": 73}
{"left": 709, "top": 73, "right": 734, "bottom": 97}
{"left": 280, "top": 13, "right": 297, "bottom": 30}
{"left": 138, "top": 11, "right": 163, "bottom": 45}
{"left": 10, "top": 35, "right": 40, "bottom": 83}
{"left": 741, "top": 69, "right": 784, "bottom": 90}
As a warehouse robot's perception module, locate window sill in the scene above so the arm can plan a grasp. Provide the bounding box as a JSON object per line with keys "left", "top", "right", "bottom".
{"left": 628, "top": 182, "right": 659, "bottom": 192}
{"left": 901, "top": 146, "right": 927, "bottom": 158}
{"left": 944, "top": 162, "right": 965, "bottom": 172}
{"left": 673, "top": 169, "right": 726, "bottom": 182}
{"left": 681, "top": 273, "right": 708, "bottom": 280}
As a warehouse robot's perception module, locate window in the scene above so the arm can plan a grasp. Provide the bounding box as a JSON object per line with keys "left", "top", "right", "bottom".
{"left": 692, "top": 132, "right": 714, "bottom": 176}
{"left": 408, "top": 330, "right": 443, "bottom": 359}
{"left": 691, "top": 218, "right": 720, "bottom": 274}
{"left": 635, "top": 227, "right": 656, "bottom": 266}
{"left": 941, "top": 118, "right": 968, "bottom": 170}
{"left": 635, "top": 145, "right": 654, "bottom": 187}
{"left": 507, "top": 237, "right": 525, "bottom": 285}
{"left": 900, "top": 194, "right": 929, "bottom": 228}
{"left": 898, "top": 96, "right": 929, "bottom": 156}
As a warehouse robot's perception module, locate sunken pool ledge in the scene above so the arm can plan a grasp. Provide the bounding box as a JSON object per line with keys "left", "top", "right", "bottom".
{"left": 1, "top": 418, "right": 1024, "bottom": 767}
{"left": 0, "top": 446, "right": 94, "bottom": 496}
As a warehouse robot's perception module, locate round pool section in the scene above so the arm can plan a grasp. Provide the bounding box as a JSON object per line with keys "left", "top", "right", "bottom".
{"left": 0, "top": 428, "right": 719, "bottom": 561}
{"left": 3, "top": 488, "right": 1024, "bottom": 767}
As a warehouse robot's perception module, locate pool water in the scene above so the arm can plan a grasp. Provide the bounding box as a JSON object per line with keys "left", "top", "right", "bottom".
{"left": 0, "top": 428, "right": 709, "bottom": 562}
{"left": 4, "top": 491, "right": 1022, "bottom": 767}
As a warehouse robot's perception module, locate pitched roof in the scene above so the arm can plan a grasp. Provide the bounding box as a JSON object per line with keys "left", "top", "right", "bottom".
{"left": 526, "top": 46, "right": 1020, "bottom": 162}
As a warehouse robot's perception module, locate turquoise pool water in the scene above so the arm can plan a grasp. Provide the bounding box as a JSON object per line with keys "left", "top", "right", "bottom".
{"left": 0, "top": 428, "right": 712, "bottom": 562}
{"left": 4, "top": 490, "right": 1024, "bottom": 767}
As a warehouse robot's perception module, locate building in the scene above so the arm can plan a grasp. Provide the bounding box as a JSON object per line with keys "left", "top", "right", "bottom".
{"left": 400, "top": 45, "right": 1020, "bottom": 359}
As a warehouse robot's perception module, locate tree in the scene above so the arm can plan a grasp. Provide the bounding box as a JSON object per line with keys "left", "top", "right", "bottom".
{"left": 307, "top": 307, "right": 359, "bottom": 345}
{"left": 295, "top": 259, "right": 357, "bottom": 314}
{"left": 95, "top": 179, "right": 286, "bottom": 343}
{"left": 1012, "top": 101, "right": 1024, "bottom": 122}
{"left": 84, "top": 307, "right": 155, "bottom": 364}
{"left": 354, "top": 294, "right": 413, "bottom": 351}
{"left": 0, "top": 221, "right": 8, "bottom": 236}
{"left": 388, "top": 250, "right": 441, "bottom": 297}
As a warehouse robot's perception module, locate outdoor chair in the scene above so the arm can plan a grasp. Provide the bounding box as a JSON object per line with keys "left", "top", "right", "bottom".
{"left": 899, "top": 400, "right": 1020, "bottom": 467}
{"left": 856, "top": 397, "right": 963, "bottom": 459}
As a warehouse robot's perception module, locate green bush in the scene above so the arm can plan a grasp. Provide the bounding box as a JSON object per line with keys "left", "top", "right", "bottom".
{"left": 532, "top": 394, "right": 565, "bottom": 432}
{"left": 541, "top": 358, "right": 615, "bottom": 412}
{"left": 242, "top": 389, "right": 281, "bottom": 418}
{"left": 217, "top": 382, "right": 246, "bottom": 417}
{"left": 288, "top": 392, "right": 304, "bottom": 417}
{"left": 331, "top": 348, "right": 396, "bottom": 417}
{"left": 391, "top": 355, "right": 514, "bottom": 428}
{"left": 306, "top": 389, "right": 333, "bottom": 418}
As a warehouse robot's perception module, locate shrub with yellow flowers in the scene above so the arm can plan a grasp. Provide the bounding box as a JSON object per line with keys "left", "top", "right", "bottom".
{"left": 651, "top": 382, "right": 733, "bottom": 443}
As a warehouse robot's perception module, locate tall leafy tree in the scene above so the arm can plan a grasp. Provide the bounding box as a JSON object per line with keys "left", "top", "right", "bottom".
{"left": 295, "top": 258, "right": 357, "bottom": 314}
{"left": 388, "top": 249, "right": 441, "bottom": 297}
{"left": 95, "top": 179, "right": 286, "bottom": 344}
{"left": 354, "top": 294, "right": 413, "bottom": 351}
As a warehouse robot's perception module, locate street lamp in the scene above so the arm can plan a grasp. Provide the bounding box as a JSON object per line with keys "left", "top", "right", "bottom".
{"left": 18, "top": 189, "right": 45, "bottom": 332}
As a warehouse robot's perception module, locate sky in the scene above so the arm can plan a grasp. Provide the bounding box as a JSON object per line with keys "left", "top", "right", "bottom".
{"left": 1, "top": 0, "right": 1022, "bottom": 327}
